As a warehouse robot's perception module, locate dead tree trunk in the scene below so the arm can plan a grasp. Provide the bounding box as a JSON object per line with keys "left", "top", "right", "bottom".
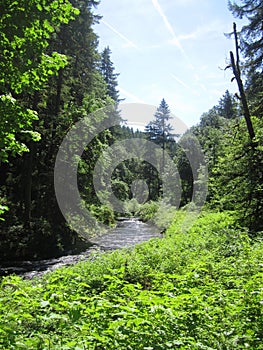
{"left": 230, "top": 22, "right": 255, "bottom": 141}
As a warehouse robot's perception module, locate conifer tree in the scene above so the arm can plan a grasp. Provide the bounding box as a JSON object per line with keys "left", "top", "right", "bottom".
{"left": 100, "top": 46, "right": 120, "bottom": 102}
{"left": 145, "top": 98, "right": 173, "bottom": 146}
{"left": 229, "top": 0, "right": 263, "bottom": 117}
{"left": 144, "top": 99, "right": 175, "bottom": 198}
{"left": 217, "top": 90, "right": 238, "bottom": 119}
{"left": 0, "top": 0, "right": 119, "bottom": 259}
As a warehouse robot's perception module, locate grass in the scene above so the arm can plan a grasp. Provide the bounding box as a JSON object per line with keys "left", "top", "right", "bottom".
{"left": 0, "top": 210, "right": 262, "bottom": 349}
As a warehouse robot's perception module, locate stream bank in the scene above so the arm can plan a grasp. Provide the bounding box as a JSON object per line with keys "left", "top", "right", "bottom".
{"left": 0, "top": 218, "right": 161, "bottom": 279}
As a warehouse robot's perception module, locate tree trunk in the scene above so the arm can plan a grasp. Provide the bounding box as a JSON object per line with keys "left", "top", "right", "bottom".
{"left": 24, "top": 142, "right": 34, "bottom": 229}
{"left": 23, "top": 92, "right": 39, "bottom": 229}
{"left": 230, "top": 23, "right": 255, "bottom": 141}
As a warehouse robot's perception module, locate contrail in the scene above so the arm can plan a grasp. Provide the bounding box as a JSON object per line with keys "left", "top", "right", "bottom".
{"left": 171, "top": 74, "right": 189, "bottom": 89}
{"left": 151, "top": 0, "right": 185, "bottom": 54}
{"left": 101, "top": 19, "right": 138, "bottom": 49}
{"left": 119, "top": 87, "right": 146, "bottom": 104}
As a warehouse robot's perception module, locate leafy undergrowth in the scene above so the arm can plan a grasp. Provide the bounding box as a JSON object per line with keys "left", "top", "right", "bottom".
{"left": 0, "top": 211, "right": 263, "bottom": 349}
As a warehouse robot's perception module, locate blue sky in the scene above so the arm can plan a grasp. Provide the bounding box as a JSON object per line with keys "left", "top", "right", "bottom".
{"left": 94, "top": 0, "right": 245, "bottom": 129}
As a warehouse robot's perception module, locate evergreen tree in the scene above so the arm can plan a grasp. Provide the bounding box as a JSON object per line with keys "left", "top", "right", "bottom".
{"left": 22, "top": 0, "right": 108, "bottom": 231}
{"left": 145, "top": 99, "right": 173, "bottom": 145}
{"left": 217, "top": 90, "right": 239, "bottom": 119}
{"left": 229, "top": 0, "right": 263, "bottom": 117}
{"left": 144, "top": 99, "right": 175, "bottom": 198}
{"left": 191, "top": 105, "right": 230, "bottom": 202}
{"left": 210, "top": 116, "right": 263, "bottom": 232}
{"left": 229, "top": 0, "right": 263, "bottom": 73}
{"left": 100, "top": 46, "right": 120, "bottom": 102}
{"left": 0, "top": 0, "right": 120, "bottom": 259}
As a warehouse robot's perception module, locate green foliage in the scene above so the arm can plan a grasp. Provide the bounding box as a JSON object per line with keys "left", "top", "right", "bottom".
{"left": 137, "top": 200, "right": 160, "bottom": 221}
{"left": 100, "top": 46, "right": 120, "bottom": 102}
{"left": 210, "top": 116, "right": 263, "bottom": 232}
{"left": 191, "top": 83, "right": 262, "bottom": 233}
{"left": 0, "top": 205, "right": 8, "bottom": 221}
{"left": 124, "top": 198, "right": 141, "bottom": 216}
{"left": 145, "top": 98, "right": 174, "bottom": 144}
{"left": 0, "top": 210, "right": 262, "bottom": 349}
{"left": 144, "top": 99, "right": 177, "bottom": 200}
{"left": 0, "top": 94, "right": 40, "bottom": 161}
{"left": 229, "top": 0, "right": 263, "bottom": 72}
{"left": 0, "top": 0, "right": 78, "bottom": 161}
{"left": 140, "top": 201, "right": 178, "bottom": 232}
{"left": 229, "top": 0, "right": 263, "bottom": 118}
{"left": 0, "top": 0, "right": 118, "bottom": 257}
{"left": 89, "top": 204, "right": 115, "bottom": 227}
{"left": 217, "top": 90, "right": 239, "bottom": 120}
{"left": 191, "top": 104, "right": 230, "bottom": 171}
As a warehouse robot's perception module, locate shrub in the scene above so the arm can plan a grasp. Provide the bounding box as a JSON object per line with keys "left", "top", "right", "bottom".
{"left": 137, "top": 200, "right": 160, "bottom": 221}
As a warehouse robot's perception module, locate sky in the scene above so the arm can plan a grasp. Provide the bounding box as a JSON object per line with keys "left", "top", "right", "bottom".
{"left": 94, "top": 0, "right": 245, "bottom": 130}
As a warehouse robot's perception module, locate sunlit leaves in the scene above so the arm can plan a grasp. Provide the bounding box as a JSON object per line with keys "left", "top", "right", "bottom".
{"left": 0, "top": 94, "right": 38, "bottom": 161}
{"left": 0, "top": 0, "right": 78, "bottom": 162}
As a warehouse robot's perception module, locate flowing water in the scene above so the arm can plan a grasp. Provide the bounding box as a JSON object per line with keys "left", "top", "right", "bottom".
{"left": 0, "top": 218, "right": 161, "bottom": 279}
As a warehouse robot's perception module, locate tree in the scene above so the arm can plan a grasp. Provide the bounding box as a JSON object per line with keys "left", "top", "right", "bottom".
{"left": 229, "top": 22, "right": 255, "bottom": 141}
{"left": 100, "top": 46, "right": 120, "bottom": 102}
{"left": 144, "top": 99, "right": 176, "bottom": 198}
{"left": 145, "top": 99, "right": 173, "bottom": 143}
{"left": 229, "top": 0, "right": 263, "bottom": 118}
{"left": 0, "top": 0, "right": 121, "bottom": 259}
{"left": 190, "top": 104, "right": 231, "bottom": 203}
{"left": 228, "top": 0, "right": 263, "bottom": 73}
{"left": 19, "top": 0, "right": 109, "bottom": 230}
{"left": 0, "top": 0, "right": 78, "bottom": 163}
{"left": 210, "top": 116, "right": 263, "bottom": 232}
{"left": 217, "top": 90, "right": 239, "bottom": 119}
{"left": 145, "top": 98, "right": 174, "bottom": 163}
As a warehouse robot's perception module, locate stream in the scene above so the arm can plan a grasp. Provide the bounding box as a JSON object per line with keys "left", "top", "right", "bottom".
{"left": 0, "top": 218, "right": 161, "bottom": 279}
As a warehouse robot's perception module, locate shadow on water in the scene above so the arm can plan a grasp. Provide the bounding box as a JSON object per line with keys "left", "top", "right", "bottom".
{"left": 0, "top": 218, "right": 161, "bottom": 279}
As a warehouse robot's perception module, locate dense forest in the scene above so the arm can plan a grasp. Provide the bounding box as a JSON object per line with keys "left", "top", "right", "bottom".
{"left": 0, "top": 0, "right": 262, "bottom": 259}
{"left": 0, "top": 0, "right": 263, "bottom": 348}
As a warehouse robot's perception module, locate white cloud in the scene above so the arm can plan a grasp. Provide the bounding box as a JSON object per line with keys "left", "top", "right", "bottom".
{"left": 178, "top": 21, "right": 227, "bottom": 42}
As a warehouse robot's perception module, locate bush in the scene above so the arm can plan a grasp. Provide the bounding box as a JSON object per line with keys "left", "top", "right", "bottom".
{"left": 136, "top": 200, "right": 160, "bottom": 221}
{"left": 89, "top": 204, "right": 115, "bottom": 227}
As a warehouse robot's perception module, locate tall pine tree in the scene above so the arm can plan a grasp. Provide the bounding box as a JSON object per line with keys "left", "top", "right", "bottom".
{"left": 229, "top": 0, "right": 263, "bottom": 118}
{"left": 144, "top": 99, "right": 175, "bottom": 198}
{"left": 100, "top": 46, "right": 120, "bottom": 102}
{"left": 217, "top": 90, "right": 239, "bottom": 119}
{"left": 145, "top": 98, "right": 173, "bottom": 146}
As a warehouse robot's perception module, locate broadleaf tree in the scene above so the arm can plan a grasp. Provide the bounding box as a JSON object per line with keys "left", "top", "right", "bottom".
{"left": 0, "top": 0, "right": 79, "bottom": 163}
